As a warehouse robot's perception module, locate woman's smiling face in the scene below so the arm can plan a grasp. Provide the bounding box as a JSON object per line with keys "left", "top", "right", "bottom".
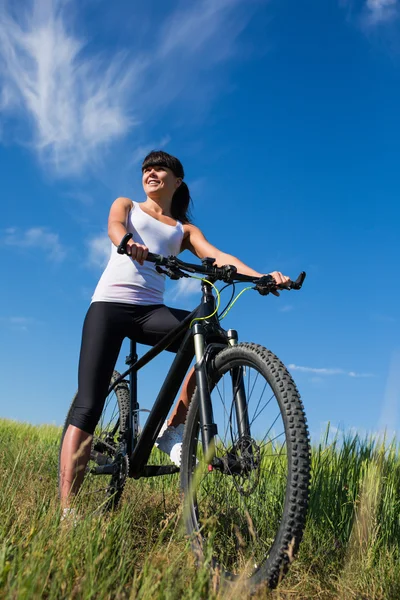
{"left": 142, "top": 165, "right": 181, "bottom": 199}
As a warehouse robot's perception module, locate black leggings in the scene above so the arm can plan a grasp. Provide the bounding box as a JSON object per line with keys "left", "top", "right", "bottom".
{"left": 69, "top": 302, "right": 190, "bottom": 434}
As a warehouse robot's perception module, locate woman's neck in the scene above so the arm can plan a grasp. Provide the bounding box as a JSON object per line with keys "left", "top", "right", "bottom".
{"left": 143, "top": 196, "right": 173, "bottom": 216}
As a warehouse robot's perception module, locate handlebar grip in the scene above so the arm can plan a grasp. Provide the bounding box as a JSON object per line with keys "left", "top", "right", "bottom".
{"left": 117, "top": 233, "right": 133, "bottom": 254}
{"left": 146, "top": 252, "right": 164, "bottom": 264}
{"left": 288, "top": 272, "right": 306, "bottom": 290}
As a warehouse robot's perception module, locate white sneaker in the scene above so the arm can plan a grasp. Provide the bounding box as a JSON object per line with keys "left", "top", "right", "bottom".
{"left": 60, "top": 507, "right": 79, "bottom": 527}
{"left": 155, "top": 421, "right": 184, "bottom": 467}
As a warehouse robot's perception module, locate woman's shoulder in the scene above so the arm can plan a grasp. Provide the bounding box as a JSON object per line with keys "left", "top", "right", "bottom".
{"left": 113, "top": 197, "right": 134, "bottom": 209}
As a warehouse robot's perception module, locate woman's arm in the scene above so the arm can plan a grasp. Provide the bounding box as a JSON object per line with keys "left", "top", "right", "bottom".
{"left": 108, "top": 197, "right": 148, "bottom": 264}
{"left": 181, "top": 224, "right": 289, "bottom": 291}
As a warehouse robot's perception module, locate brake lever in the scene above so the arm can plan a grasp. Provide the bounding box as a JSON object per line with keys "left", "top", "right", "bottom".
{"left": 254, "top": 274, "right": 276, "bottom": 296}
{"left": 155, "top": 265, "right": 188, "bottom": 280}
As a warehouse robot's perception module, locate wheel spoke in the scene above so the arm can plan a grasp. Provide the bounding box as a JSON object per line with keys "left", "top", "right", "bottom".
{"left": 259, "top": 433, "right": 286, "bottom": 456}
{"left": 251, "top": 391, "right": 275, "bottom": 425}
{"left": 259, "top": 413, "right": 281, "bottom": 448}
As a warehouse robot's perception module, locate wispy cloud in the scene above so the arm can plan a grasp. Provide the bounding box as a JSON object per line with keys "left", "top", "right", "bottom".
{"left": 167, "top": 276, "right": 201, "bottom": 301}
{"left": 0, "top": 0, "right": 258, "bottom": 176}
{"left": 364, "top": 0, "right": 398, "bottom": 25}
{"left": 86, "top": 233, "right": 111, "bottom": 269}
{"left": 3, "top": 226, "right": 66, "bottom": 261}
{"left": 371, "top": 312, "right": 397, "bottom": 323}
{"left": 0, "top": 0, "right": 140, "bottom": 174}
{"left": 63, "top": 191, "right": 94, "bottom": 206}
{"left": 145, "top": 0, "right": 258, "bottom": 119}
{"left": 348, "top": 370, "right": 374, "bottom": 378}
{"left": 131, "top": 136, "right": 171, "bottom": 165}
{"left": 279, "top": 305, "right": 294, "bottom": 313}
{"left": 158, "top": 0, "right": 251, "bottom": 61}
{"left": 288, "top": 364, "right": 374, "bottom": 378}
{"left": 289, "top": 365, "right": 344, "bottom": 376}
{"left": 0, "top": 316, "right": 36, "bottom": 332}
{"left": 340, "top": 0, "right": 399, "bottom": 27}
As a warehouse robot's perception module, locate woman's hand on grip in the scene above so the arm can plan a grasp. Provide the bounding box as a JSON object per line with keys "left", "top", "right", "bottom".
{"left": 126, "top": 241, "right": 149, "bottom": 265}
{"left": 268, "top": 271, "right": 290, "bottom": 296}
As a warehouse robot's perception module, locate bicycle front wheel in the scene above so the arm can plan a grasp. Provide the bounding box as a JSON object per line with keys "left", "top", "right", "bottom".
{"left": 180, "top": 343, "right": 311, "bottom": 590}
{"left": 58, "top": 371, "right": 130, "bottom": 513}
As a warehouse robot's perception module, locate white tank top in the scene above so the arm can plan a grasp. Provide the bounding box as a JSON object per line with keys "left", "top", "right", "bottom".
{"left": 92, "top": 201, "right": 184, "bottom": 305}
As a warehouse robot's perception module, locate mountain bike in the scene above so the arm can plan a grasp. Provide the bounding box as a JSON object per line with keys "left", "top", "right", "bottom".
{"left": 59, "top": 253, "right": 311, "bottom": 590}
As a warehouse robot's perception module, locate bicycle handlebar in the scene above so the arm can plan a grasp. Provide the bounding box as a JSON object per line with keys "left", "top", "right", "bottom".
{"left": 116, "top": 235, "right": 305, "bottom": 294}
{"left": 145, "top": 252, "right": 306, "bottom": 295}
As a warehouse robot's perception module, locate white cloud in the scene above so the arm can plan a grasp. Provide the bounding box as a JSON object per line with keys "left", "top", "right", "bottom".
{"left": 0, "top": 0, "right": 257, "bottom": 176}
{"left": 289, "top": 364, "right": 344, "bottom": 375}
{"left": 340, "top": 0, "right": 399, "bottom": 26}
{"left": 0, "top": 0, "right": 139, "bottom": 175}
{"left": 364, "top": 0, "right": 398, "bottom": 25}
{"left": 288, "top": 364, "right": 374, "bottom": 378}
{"left": 348, "top": 371, "right": 374, "bottom": 378}
{"left": 8, "top": 317, "right": 24, "bottom": 324}
{"left": 0, "top": 316, "right": 36, "bottom": 332}
{"left": 3, "top": 226, "right": 66, "bottom": 261}
{"left": 131, "top": 136, "right": 171, "bottom": 165}
{"left": 279, "top": 305, "right": 294, "bottom": 313}
{"left": 63, "top": 191, "right": 94, "bottom": 206}
{"left": 188, "top": 178, "right": 207, "bottom": 198}
{"left": 86, "top": 233, "right": 111, "bottom": 269}
{"left": 167, "top": 276, "right": 201, "bottom": 301}
{"left": 371, "top": 313, "right": 397, "bottom": 323}
{"left": 145, "top": 0, "right": 257, "bottom": 118}
{"left": 158, "top": 0, "right": 250, "bottom": 61}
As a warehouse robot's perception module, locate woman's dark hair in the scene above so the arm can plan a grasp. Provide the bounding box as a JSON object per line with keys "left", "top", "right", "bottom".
{"left": 142, "top": 150, "right": 192, "bottom": 224}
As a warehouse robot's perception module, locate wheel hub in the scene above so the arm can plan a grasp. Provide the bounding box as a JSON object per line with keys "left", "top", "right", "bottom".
{"left": 214, "top": 436, "right": 261, "bottom": 477}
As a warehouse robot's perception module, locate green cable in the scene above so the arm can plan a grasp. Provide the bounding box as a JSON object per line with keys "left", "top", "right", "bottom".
{"left": 189, "top": 276, "right": 221, "bottom": 328}
{"left": 219, "top": 286, "right": 254, "bottom": 321}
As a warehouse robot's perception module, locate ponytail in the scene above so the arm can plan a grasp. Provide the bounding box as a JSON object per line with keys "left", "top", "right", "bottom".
{"left": 171, "top": 181, "right": 192, "bottom": 224}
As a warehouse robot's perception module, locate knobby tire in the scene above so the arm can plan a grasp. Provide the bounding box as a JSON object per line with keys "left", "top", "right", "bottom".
{"left": 180, "top": 342, "right": 311, "bottom": 591}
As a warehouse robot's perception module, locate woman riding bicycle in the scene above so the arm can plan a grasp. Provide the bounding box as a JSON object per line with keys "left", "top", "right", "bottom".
{"left": 59, "top": 150, "right": 290, "bottom": 514}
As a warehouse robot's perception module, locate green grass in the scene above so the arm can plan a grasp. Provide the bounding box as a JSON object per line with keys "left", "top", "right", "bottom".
{"left": 1, "top": 418, "right": 400, "bottom": 599}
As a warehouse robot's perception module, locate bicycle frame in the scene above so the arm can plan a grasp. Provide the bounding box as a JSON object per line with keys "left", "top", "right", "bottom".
{"left": 106, "top": 280, "right": 249, "bottom": 479}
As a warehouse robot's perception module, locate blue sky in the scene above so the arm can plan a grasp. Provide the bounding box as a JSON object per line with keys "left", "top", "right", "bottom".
{"left": 0, "top": 0, "right": 399, "bottom": 442}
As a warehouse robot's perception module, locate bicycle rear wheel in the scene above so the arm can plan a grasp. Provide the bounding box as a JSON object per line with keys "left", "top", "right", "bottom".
{"left": 180, "top": 343, "right": 310, "bottom": 590}
{"left": 58, "top": 371, "right": 130, "bottom": 513}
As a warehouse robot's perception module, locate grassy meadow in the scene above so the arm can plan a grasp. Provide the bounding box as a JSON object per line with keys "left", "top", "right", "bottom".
{"left": 0, "top": 418, "right": 400, "bottom": 599}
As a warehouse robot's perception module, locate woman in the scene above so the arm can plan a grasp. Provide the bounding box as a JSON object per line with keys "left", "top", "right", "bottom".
{"left": 59, "top": 150, "right": 290, "bottom": 512}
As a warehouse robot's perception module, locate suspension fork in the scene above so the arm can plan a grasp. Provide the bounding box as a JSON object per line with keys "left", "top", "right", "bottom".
{"left": 227, "top": 329, "right": 251, "bottom": 439}
{"left": 127, "top": 340, "right": 139, "bottom": 456}
{"left": 193, "top": 323, "right": 218, "bottom": 459}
